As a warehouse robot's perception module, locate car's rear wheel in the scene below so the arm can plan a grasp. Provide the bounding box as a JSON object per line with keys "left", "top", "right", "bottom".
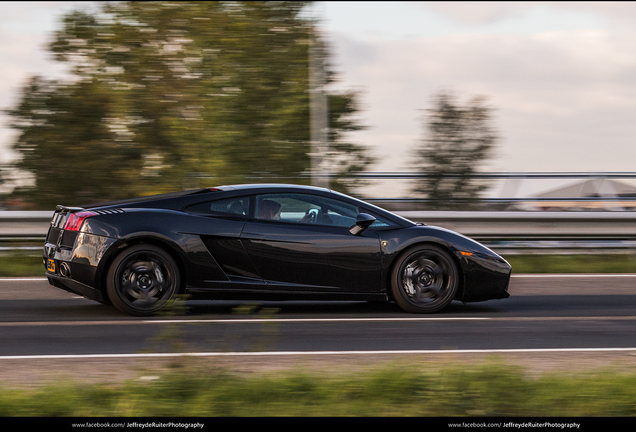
{"left": 106, "top": 244, "right": 180, "bottom": 316}
{"left": 390, "top": 244, "right": 458, "bottom": 313}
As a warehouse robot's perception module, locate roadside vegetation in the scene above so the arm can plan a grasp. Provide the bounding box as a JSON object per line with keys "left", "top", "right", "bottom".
{"left": 3, "top": 252, "right": 636, "bottom": 278}
{"left": 0, "top": 252, "right": 44, "bottom": 277}
{"left": 0, "top": 361, "right": 635, "bottom": 416}
{"left": 504, "top": 253, "right": 636, "bottom": 274}
{"left": 2, "top": 252, "right": 635, "bottom": 417}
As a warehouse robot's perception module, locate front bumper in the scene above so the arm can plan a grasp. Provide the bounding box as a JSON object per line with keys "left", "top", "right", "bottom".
{"left": 459, "top": 252, "right": 512, "bottom": 303}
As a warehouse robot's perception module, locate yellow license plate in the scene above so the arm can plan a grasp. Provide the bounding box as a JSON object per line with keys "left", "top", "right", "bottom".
{"left": 47, "top": 259, "right": 56, "bottom": 273}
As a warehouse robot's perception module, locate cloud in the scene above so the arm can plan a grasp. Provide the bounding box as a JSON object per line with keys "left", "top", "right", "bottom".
{"left": 3, "top": 1, "right": 636, "bottom": 178}
{"left": 0, "top": 3, "right": 81, "bottom": 163}
{"left": 329, "top": 19, "right": 636, "bottom": 174}
{"left": 424, "top": 1, "right": 535, "bottom": 25}
{"left": 423, "top": 1, "right": 634, "bottom": 28}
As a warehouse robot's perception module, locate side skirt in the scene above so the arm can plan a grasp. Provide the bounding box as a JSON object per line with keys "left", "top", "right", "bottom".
{"left": 47, "top": 273, "right": 108, "bottom": 303}
{"left": 186, "top": 287, "right": 388, "bottom": 302}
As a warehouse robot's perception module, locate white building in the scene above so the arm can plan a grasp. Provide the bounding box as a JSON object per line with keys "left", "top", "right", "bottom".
{"left": 528, "top": 179, "right": 636, "bottom": 211}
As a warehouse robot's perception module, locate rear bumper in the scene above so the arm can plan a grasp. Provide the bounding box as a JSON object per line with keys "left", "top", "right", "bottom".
{"left": 47, "top": 273, "right": 107, "bottom": 303}
{"left": 43, "top": 231, "right": 118, "bottom": 304}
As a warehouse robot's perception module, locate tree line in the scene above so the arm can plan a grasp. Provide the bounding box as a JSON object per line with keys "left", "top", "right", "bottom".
{"left": 2, "top": 1, "right": 497, "bottom": 210}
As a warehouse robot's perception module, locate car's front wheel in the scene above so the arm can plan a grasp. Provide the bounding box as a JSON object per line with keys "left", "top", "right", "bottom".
{"left": 390, "top": 244, "right": 458, "bottom": 313}
{"left": 106, "top": 244, "right": 180, "bottom": 316}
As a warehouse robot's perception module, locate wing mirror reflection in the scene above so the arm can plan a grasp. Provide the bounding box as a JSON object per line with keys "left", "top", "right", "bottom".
{"left": 349, "top": 213, "right": 376, "bottom": 235}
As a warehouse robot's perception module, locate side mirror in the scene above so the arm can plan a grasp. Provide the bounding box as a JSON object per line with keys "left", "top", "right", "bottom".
{"left": 349, "top": 213, "right": 376, "bottom": 235}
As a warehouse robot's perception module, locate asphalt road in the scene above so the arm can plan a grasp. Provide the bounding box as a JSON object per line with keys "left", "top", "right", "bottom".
{"left": 1, "top": 275, "right": 635, "bottom": 358}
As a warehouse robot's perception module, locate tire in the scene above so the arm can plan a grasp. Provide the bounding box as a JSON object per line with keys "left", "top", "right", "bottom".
{"left": 390, "top": 244, "right": 458, "bottom": 313}
{"left": 106, "top": 244, "right": 180, "bottom": 316}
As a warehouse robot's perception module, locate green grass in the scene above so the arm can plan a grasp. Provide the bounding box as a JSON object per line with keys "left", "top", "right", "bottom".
{"left": 1, "top": 252, "right": 635, "bottom": 417}
{"left": 506, "top": 254, "right": 636, "bottom": 274}
{"left": 1, "top": 362, "right": 635, "bottom": 416}
{"left": 0, "top": 253, "right": 44, "bottom": 277}
{"left": 3, "top": 253, "right": 636, "bottom": 277}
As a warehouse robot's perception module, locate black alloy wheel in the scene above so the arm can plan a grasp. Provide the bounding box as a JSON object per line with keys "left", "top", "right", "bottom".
{"left": 391, "top": 244, "right": 459, "bottom": 313}
{"left": 106, "top": 244, "right": 180, "bottom": 316}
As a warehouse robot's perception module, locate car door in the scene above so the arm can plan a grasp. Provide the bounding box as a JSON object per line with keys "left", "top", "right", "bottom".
{"left": 184, "top": 195, "right": 266, "bottom": 290}
{"left": 240, "top": 192, "right": 383, "bottom": 293}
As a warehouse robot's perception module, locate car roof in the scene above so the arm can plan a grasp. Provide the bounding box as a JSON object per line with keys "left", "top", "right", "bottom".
{"left": 84, "top": 184, "right": 331, "bottom": 210}
{"left": 214, "top": 184, "right": 331, "bottom": 193}
{"left": 82, "top": 183, "right": 415, "bottom": 227}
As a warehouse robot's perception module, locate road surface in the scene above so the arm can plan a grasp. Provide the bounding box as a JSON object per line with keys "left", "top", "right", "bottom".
{"left": 0, "top": 275, "right": 635, "bottom": 387}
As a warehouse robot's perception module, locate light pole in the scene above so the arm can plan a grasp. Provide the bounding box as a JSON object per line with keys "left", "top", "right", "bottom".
{"left": 309, "top": 20, "right": 329, "bottom": 189}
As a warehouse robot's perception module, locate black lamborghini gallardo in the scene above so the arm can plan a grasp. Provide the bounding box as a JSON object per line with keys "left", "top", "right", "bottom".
{"left": 44, "top": 184, "right": 511, "bottom": 316}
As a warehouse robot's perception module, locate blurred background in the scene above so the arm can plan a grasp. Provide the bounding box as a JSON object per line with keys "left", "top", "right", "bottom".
{"left": 1, "top": 1, "right": 636, "bottom": 212}
{"left": 2, "top": 4, "right": 636, "bottom": 415}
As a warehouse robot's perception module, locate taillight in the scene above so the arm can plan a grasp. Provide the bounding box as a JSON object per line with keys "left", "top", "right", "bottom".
{"left": 64, "top": 211, "right": 97, "bottom": 231}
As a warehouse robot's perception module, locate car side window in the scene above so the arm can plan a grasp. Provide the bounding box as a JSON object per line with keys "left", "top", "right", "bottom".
{"left": 186, "top": 197, "right": 250, "bottom": 217}
{"left": 255, "top": 193, "right": 360, "bottom": 227}
{"left": 368, "top": 213, "right": 399, "bottom": 229}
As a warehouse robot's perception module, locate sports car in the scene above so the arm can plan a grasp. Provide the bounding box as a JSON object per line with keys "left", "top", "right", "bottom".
{"left": 43, "top": 184, "right": 511, "bottom": 316}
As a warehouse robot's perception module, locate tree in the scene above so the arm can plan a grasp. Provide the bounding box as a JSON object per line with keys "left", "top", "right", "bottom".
{"left": 6, "top": 1, "right": 372, "bottom": 209}
{"left": 412, "top": 91, "right": 498, "bottom": 209}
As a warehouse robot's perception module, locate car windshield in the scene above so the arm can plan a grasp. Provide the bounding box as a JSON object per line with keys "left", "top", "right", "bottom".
{"left": 328, "top": 190, "right": 416, "bottom": 227}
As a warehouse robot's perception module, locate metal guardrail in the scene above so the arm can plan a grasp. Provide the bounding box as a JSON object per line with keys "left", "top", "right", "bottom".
{"left": 401, "top": 211, "right": 636, "bottom": 240}
{"left": 240, "top": 171, "right": 636, "bottom": 211}
{"left": 0, "top": 211, "right": 53, "bottom": 240}
{"left": 400, "top": 211, "right": 636, "bottom": 254}
{"left": 251, "top": 171, "right": 636, "bottom": 180}
{"left": 0, "top": 211, "right": 52, "bottom": 252}
{"left": 3, "top": 171, "right": 635, "bottom": 253}
{"left": 2, "top": 210, "right": 636, "bottom": 254}
{"left": 346, "top": 172, "right": 636, "bottom": 179}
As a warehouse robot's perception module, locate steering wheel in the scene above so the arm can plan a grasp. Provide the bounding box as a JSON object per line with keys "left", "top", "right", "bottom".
{"left": 303, "top": 208, "right": 319, "bottom": 223}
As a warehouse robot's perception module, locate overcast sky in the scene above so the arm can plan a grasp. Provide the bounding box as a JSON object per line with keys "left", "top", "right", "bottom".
{"left": 2, "top": 2, "right": 636, "bottom": 196}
